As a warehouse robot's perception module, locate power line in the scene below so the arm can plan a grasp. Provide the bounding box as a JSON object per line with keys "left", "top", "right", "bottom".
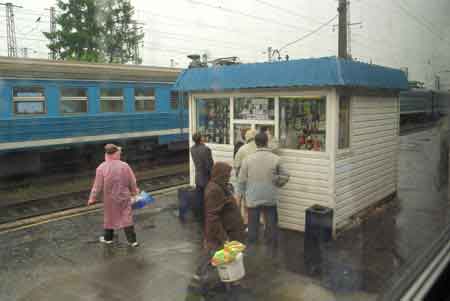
{"left": 187, "top": 0, "right": 315, "bottom": 32}
{"left": 392, "top": 0, "right": 442, "bottom": 40}
{"left": 362, "top": 0, "right": 444, "bottom": 42}
{"left": 351, "top": 32, "right": 432, "bottom": 63}
{"left": 18, "top": 15, "right": 42, "bottom": 36}
{"left": 253, "top": 0, "right": 332, "bottom": 26}
{"left": 401, "top": 1, "right": 438, "bottom": 27}
{"left": 147, "top": 37, "right": 256, "bottom": 55}
{"left": 279, "top": 15, "right": 338, "bottom": 52}
{"left": 136, "top": 10, "right": 291, "bottom": 48}
{"left": 146, "top": 28, "right": 264, "bottom": 51}
{"left": 0, "top": 35, "right": 47, "bottom": 42}
{"left": 358, "top": 0, "right": 450, "bottom": 64}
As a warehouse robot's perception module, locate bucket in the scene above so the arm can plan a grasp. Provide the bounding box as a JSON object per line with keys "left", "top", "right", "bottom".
{"left": 216, "top": 252, "right": 245, "bottom": 282}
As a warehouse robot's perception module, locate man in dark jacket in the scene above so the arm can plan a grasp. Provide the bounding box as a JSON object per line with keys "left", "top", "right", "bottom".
{"left": 233, "top": 128, "right": 247, "bottom": 158}
{"left": 190, "top": 133, "right": 214, "bottom": 224}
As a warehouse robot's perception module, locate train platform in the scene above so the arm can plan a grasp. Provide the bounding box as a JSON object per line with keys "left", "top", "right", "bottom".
{"left": 0, "top": 126, "right": 449, "bottom": 301}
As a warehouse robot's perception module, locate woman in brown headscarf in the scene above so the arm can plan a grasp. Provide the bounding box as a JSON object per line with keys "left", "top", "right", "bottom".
{"left": 193, "top": 162, "right": 245, "bottom": 284}
{"left": 204, "top": 162, "right": 245, "bottom": 251}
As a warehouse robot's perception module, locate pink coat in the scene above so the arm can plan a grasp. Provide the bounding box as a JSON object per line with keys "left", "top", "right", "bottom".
{"left": 89, "top": 154, "right": 138, "bottom": 229}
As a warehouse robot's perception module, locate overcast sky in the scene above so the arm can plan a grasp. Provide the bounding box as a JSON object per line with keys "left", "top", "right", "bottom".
{"left": 1, "top": 0, "right": 449, "bottom": 89}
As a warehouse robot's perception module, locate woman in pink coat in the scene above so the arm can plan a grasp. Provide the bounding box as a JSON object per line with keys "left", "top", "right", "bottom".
{"left": 88, "top": 144, "right": 139, "bottom": 247}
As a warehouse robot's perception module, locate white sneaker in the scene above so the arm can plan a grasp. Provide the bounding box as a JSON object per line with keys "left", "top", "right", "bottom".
{"left": 99, "top": 236, "right": 113, "bottom": 244}
{"left": 129, "top": 241, "right": 139, "bottom": 247}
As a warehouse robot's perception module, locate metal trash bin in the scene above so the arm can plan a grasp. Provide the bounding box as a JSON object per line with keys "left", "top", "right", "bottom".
{"left": 304, "top": 205, "right": 333, "bottom": 275}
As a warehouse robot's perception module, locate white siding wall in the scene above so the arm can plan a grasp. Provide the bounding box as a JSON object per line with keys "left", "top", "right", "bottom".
{"left": 334, "top": 95, "right": 399, "bottom": 229}
{"left": 198, "top": 146, "right": 332, "bottom": 232}
{"left": 277, "top": 150, "right": 332, "bottom": 231}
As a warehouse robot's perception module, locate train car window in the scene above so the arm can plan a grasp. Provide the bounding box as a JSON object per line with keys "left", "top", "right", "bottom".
{"left": 12, "top": 86, "right": 46, "bottom": 115}
{"left": 279, "top": 97, "right": 326, "bottom": 151}
{"left": 135, "top": 88, "right": 155, "bottom": 112}
{"left": 170, "top": 91, "right": 189, "bottom": 110}
{"left": 338, "top": 95, "right": 351, "bottom": 149}
{"left": 100, "top": 88, "right": 123, "bottom": 113}
{"left": 196, "top": 97, "right": 230, "bottom": 144}
{"left": 60, "top": 88, "right": 88, "bottom": 114}
{"left": 234, "top": 97, "right": 275, "bottom": 121}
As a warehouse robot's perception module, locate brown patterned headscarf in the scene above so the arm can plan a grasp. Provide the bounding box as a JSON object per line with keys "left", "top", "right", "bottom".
{"left": 210, "top": 162, "right": 232, "bottom": 189}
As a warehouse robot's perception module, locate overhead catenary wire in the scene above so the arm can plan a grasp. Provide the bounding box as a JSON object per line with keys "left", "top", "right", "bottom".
{"left": 17, "top": 15, "right": 43, "bottom": 36}
{"left": 145, "top": 28, "right": 264, "bottom": 51}
{"left": 187, "top": 0, "right": 317, "bottom": 33}
{"left": 253, "top": 0, "right": 334, "bottom": 26}
{"left": 398, "top": 0, "right": 442, "bottom": 35}
{"left": 361, "top": 0, "right": 446, "bottom": 43}
{"left": 357, "top": 0, "right": 450, "bottom": 65}
{"left": 146, "top": 38, "right": 258, "bottom": 55}
{"left": 135, "top": 10, "right": 295, "bottom": 48}
{"left": 279, "top": 15, "right": 338, "bottom": 52}
{"left": 392, "top": 0, "right": 443, "bottom": 40}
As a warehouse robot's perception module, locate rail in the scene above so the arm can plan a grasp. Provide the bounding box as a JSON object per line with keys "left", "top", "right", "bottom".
{"left": 0, "top": 169, "right": 188, "bottom": 227}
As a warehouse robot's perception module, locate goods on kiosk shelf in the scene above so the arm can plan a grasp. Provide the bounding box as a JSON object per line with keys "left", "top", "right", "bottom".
{"left": 279, "top": 97, "right": 326, "bottom": 151}
{"left": 197, "top": 99, "right": 230, "bottom": 144}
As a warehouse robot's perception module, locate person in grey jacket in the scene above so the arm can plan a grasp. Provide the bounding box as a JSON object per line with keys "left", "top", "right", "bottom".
{"left": 238, "top": 132, "right": 283, "bottom": 246}
{"left": 190, "top": 133, "right": 214, "bottom": 225}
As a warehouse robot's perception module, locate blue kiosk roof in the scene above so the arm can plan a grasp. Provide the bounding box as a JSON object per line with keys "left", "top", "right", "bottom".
{"left": 173, "top": 57, "right": 408, "bottom": 92}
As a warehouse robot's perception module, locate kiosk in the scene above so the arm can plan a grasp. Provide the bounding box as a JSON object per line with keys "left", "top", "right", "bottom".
{"left": 174, "top": 57, "right": 408, "bottom": 233}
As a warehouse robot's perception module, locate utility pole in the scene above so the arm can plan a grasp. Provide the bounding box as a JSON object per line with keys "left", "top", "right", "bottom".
{"left": 338, "top": 0, "right": 348, "bottom": 59}
{"left": 346, "top": 1, "right": 352, "bottom": 58}
{"left": 49, "top": 6, "right": 56, "bottom": 60}
{"left": 133, "top": 43, "right": 140, "bottom": 64}
{"left": 267, "top": 46, "right": 272, "bottom": 62}
{"left": 133, "top": 23, "right": 142, "bottom": 64}
{"left": 1, "top": 2, "right": 22, "bottom": 57}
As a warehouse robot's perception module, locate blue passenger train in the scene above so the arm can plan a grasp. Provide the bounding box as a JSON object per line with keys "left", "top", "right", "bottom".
{"left": 0, "top": 57, "right": 188, "bottom": 178}
{"left": 399, "top": 88, "right": 449, "bottom": 125}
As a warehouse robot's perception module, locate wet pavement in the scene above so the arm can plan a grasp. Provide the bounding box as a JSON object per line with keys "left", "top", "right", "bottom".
{"left": 0, "top": 126, "right": 449, "bottom": 301}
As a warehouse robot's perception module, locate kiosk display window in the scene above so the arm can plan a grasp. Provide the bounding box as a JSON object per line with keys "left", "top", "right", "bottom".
{"left": 196, "top": 98, "right": 230, "bottom": 144}
{"left": 279, "top": 97, "right": 326, "bottom": 151}
{"left": 234, "top": 97, "right": 274, "bottom": 120}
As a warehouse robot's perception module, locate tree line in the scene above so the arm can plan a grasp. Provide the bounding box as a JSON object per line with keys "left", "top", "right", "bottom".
{"left": 44, "top": 0, "right": 144, "bottom": 64}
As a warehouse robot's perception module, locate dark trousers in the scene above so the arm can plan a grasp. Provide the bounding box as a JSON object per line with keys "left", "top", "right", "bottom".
{"left": 194, "top": 186, "right": 205, "bottom": 226}
{"left": 104, "top": 226, "right": 137, "bottom": 243}
{"left": 195, "top": 248, "right": 215, "bottom": 278}
{"left": 247, "top": 206, "right": 278, "bottom": 246}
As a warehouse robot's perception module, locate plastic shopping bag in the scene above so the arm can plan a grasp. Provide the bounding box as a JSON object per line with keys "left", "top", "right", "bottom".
{"left": 132, "top": 191, "right": 155, "bottom": 210}
{"left": 211, "top": 241, "right": 246, "bottom": 266}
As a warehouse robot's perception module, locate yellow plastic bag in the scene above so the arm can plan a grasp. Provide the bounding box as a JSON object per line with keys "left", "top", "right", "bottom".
{"left": 211, "top": 241, "right": 246, "bottom": 266}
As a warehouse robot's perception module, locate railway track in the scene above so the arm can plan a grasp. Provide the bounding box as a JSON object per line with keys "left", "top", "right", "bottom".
{"left": 0, "top": 168, "right": 189, "bottom": 226}
{"left": 399, "top": 120, "right": 438, "bottom": 136}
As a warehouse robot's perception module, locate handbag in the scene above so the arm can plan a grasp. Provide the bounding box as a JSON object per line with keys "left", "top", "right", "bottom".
{"left": 273, "top": 165, "right": 290, "bottom": 188}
